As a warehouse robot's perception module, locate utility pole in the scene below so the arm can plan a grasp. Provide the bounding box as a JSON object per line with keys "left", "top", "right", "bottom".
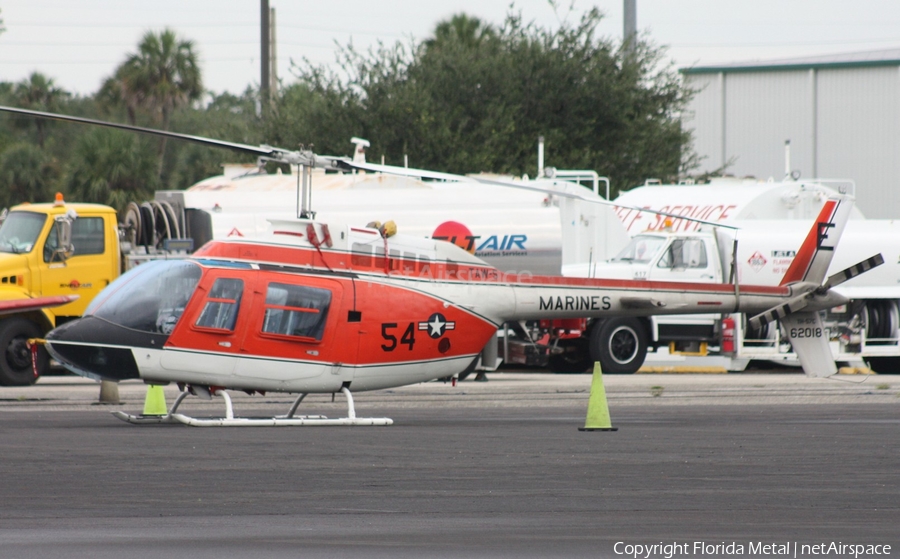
{"left": 261, "top": 0, "right": 270, "bottom": 107}
{"left": 623, "top": 0, "right": 636, "bottom": 56}
{"left": 269, "top": 6, "right": 277, "bottom": 97}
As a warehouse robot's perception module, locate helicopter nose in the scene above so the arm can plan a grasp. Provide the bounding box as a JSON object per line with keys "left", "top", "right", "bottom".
{"left": 46, "top": 316, "right": 166, "bottom": 381}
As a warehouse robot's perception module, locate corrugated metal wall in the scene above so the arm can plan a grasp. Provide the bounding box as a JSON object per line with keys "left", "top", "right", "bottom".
{"left": 684, "top": 65, "right": 900, "bottom": 218}
{"left": 816, "top": 67, "right": 900, "bottom": 217}
{"left": 684, "top": 73, "right": 722, "bottom": 170}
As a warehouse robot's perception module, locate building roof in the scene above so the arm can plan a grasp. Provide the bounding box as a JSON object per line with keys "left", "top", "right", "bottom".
{"left": 680, "top": 48, "right": 900, "bottom": 75}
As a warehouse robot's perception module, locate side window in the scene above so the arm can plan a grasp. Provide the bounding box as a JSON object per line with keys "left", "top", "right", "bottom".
{"left": 657, "top": 239, "right": 708, "bottom": 269}
{"left": 44, "top": 217, "right": 105, "bottom": 262}
{"left": 656, "top": 241, "right": 676, "bottom": 269}
{"left": 402, "top": 252, "right": 417, "bottom": 273}
{"left": 418, "top": 254, "right": 432, "bottom": 277}
{"left": 351, "top": 242, "right": 372, "bottom": 267}
{"left": 684, "top": 239, "right": 708, "bottom": 268}
{"left": 389, "top": 249, "right": 401, "bottom": 271}
{"left": 195, "top": 278, "right": 244, "bottom": 331}
{"left": 261, "top": 283, "right": 332, "bottom": 341}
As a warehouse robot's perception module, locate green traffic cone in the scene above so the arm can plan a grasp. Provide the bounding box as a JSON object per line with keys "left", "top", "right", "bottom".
{"left": 142, "top": 385, "right": 168, "bottom": 416}
{"left": 579, "top": 362, "right": 617, "bottom": 431}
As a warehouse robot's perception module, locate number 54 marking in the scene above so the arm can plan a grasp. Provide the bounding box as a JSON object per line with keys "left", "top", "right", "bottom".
{"left": 381, "top": 322, "right": 416, "bottom": 351}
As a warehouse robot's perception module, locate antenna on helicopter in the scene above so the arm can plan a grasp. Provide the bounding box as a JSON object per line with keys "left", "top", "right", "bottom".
{"left": 296, "top": 144, "right": 315, "bottom": 219}
{"left": 299, "top": 167, "right": 315, "bottom": 219}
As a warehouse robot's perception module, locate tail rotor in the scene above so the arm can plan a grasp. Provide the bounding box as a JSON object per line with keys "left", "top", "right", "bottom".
{"left": 748, "top": 254, "right": 884, "bottom": 377}
{"left": 743, "top": 196, "right": 884, "bottom": 377}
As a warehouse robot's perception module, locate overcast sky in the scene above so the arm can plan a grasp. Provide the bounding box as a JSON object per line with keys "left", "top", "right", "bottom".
{"left": 2, "top": 0, "right": 900, "bottom": 97}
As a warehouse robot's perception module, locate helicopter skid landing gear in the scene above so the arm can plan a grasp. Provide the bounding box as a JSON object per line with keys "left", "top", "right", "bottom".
{"left": 112, "top": 390, "right": 190, "bottom": 424}
{"left": 112, "top": 387, "right": 393, "bottom": 426}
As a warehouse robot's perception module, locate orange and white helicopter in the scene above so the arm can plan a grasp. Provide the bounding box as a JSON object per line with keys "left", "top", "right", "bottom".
{"left": 0, "top": 106, "right": 883, "bottom": 426}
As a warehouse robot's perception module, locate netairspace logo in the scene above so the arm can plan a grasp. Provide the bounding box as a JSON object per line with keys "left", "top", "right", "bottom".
{"left": 613, "top": 541, "right": 892, "bottom": 559}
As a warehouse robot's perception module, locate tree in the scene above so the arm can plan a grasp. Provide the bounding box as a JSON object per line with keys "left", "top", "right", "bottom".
{"left": 102, "top": 29, "right": 203, "bottom": 175}
{"left": 285, "top": 9, "right": 694, "bottom": 195}
{"left": 166, "top": 89, "right": 262, "bottom": 188}
{"left": 12, "top": 73, "right": 67, "bottom": 147}
{"left": 424, "top": 14, "right": 497, "bottom": 51}
{"left": 64, "top": 129, "right": 158, "bottom": 212}
{"left": 113, "top": 29, "right": 202, "bottom": 129}
{"left": 0, "top": 143, "right": 57, "bottom": 208}
{"left": 98, "top": 68, "right": 141, "bottom": 126}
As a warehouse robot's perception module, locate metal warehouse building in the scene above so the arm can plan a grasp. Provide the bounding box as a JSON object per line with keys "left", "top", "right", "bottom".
{"left": 681, "top": 50, "right": 900, "bottom": 219}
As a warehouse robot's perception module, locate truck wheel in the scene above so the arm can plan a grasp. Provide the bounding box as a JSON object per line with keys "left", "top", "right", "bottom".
{"left": 866, "top": 357, "right": 900, "bottom": 374}
{"left": 0, "top": 318, "right": 47, "bottom": 386}
{"left": 548, "top": 339, "right": 592, "bottom": 374}
{"left": 589, "top": 318, "right": 648, "bottom": 374}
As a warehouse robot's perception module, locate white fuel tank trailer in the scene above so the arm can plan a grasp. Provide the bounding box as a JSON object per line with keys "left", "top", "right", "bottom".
{"left": 154, "top": 165, "right": 630, "bottom": 278}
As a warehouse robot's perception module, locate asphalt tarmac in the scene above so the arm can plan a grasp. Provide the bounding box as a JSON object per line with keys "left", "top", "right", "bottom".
{"left": 0, "top": 373, "right": 897, "bottom": 559}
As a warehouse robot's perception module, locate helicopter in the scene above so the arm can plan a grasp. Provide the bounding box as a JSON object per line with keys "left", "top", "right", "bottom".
{"left": 0, "top": 106, "right": 883, "bottom": 426}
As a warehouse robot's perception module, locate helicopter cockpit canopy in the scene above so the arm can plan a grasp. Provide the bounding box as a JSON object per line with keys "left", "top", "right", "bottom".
{"left": 86, "top": 260, "right": 201, "bottom": 335}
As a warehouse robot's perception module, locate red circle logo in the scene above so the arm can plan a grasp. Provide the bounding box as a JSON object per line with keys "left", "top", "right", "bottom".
{"left": 432, "top": 221, "right": 476, "bottom": 254}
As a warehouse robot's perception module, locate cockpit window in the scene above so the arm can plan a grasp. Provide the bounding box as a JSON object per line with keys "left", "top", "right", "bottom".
{"left": 261, "top": 282, "right": 332, "bottom": 341}
{"left": 195, "top": 278, "right": 243, "bottom": 331}
{"left": 611, "top": 235, "right": 667, "bottom": 264}
{"left": 87, "top": 260, "right": 202, "bottom": 334}
{"left": 0, "top": 211, "right": 45, "bottom": 254}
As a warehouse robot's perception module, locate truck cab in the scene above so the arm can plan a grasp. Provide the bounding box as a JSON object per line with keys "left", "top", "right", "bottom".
{"left": 609, "top": 232, "right": 724, "bottom": 354}
{"left": 0, "top": 198, "right": 120, "bottom": 385}
{"left": 589, "top": 232, "right": 722, "bottom": 283}
{"left": 556, "top": 230, "right": 727, "bottom": 374}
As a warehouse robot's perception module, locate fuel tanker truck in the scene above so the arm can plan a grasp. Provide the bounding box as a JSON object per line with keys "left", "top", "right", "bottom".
{"left": 153, "top": 163, "right": 627, "bottom": 276}
{"left": 551, "top": 177, "right": 900, "bottom": 375}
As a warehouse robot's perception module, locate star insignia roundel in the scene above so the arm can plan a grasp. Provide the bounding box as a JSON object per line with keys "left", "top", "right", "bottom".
{"left": 418, "top": 312, "right": 456, "bottom": 339}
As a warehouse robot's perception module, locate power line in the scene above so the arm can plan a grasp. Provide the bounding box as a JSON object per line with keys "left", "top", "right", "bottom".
{"left": 9, "top": 20, "right": 405, "bottom": 37}
{"left": 10, "top": 21, "right": 257, "bottom": 28}
{"left": 672, "top": 38, "right": 900, "bottom": 48}
{"left": 0, "top": 41, "right": 334, "bottom": 49}
{"left": 3, "top": 40, "right": 258, "bottom": 46}
{"left": 0, "top": 54, "right": 334, "bottom": 65}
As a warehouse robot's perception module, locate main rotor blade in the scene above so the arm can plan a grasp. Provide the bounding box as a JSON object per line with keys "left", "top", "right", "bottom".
{"left": 338, "top": 160, "right": 741, "bottom": 231}
{"left": 823, "top": 254, "right": 884, "bottom": 290}
{"left": 0, "top": 105, "right": 279, "bottom": 157}
{"left": 747, "top": 294, "right": 810, "bottom": 331}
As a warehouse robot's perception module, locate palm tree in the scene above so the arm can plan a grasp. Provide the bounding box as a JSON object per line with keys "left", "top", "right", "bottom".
{"left": 99, "top": 69, "right": 142, "bottom": 126}
{"left": 104, "top": 29, "right": 203, "bottom": 174}
{"left": 65, "top": 129, "right": 158, "bottom": 211}
{"left": 0, "top": 143, "right": 57, "bottom": 208}
{"left": 13, "top": 72, "right": 67, "bottom": 147}
{"left": 424, "top": 14, "right": 497, "bottom": 52}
